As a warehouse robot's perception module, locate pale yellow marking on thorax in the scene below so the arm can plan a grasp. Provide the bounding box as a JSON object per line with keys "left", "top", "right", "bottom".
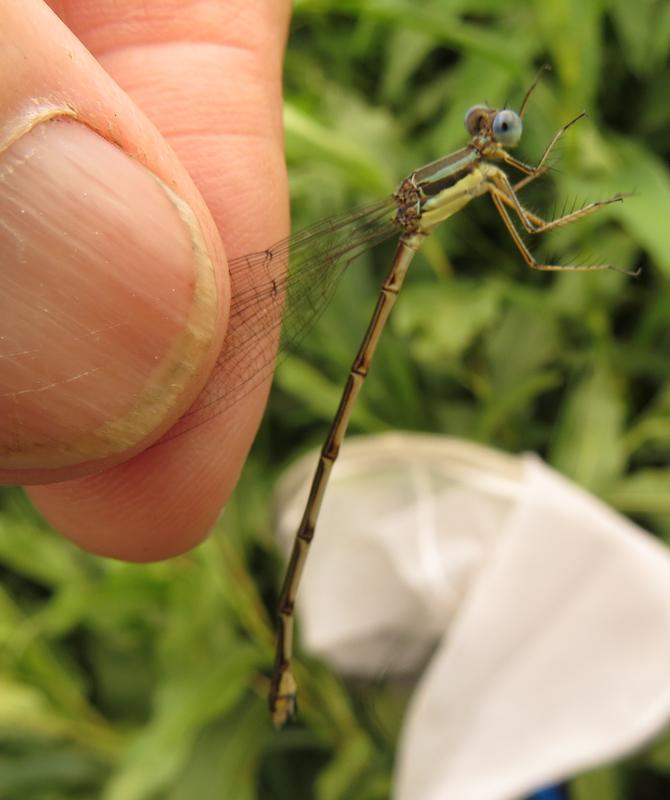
{"left": 418, "top": 161, "right": 504, "bottom": 235}
{"left": 418, "top": 166, "right": 484, "bottom": 234}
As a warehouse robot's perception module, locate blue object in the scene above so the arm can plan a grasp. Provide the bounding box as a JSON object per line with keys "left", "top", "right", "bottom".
{"left": 528, "top": 785, "right": 567, "bottom": 800}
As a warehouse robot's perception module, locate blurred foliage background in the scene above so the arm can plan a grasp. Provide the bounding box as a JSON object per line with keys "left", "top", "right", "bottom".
{"left": 2, "top": 0, "right": 670, "bottom": 797}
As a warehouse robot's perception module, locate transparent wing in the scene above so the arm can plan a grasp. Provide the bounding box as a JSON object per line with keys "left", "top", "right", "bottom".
{"left": 166, "top": 198, "right": 400, "bottom": 438}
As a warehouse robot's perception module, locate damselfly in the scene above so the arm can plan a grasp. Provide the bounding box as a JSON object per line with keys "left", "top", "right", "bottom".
{"left": 262, "top": 74, "right": 633, "bottom": 727}
{"left": 178, "top": 71, "right": 631, "bottom": 727}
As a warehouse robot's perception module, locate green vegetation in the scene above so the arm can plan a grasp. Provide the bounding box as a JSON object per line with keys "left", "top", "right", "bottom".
{"left": 2, "top": 0, "right": 670, "bottom": 797}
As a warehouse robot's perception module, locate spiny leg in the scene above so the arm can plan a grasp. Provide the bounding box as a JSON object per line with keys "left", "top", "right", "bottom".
{"left": 269, "top": 236, "right": 423, "bottom": 727}
{"left": 503, "top": 112, "right": 588, "bottom": 193}
{"left": 489, "top": 170, "right": 624, "bottom": 234}
{"left": 488, "top": 189, "right": 612, "bottom": 272}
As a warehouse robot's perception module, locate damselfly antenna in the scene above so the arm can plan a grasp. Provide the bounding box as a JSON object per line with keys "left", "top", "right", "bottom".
{"left": 519, "top": 63, "right": 552, "bottom": 118}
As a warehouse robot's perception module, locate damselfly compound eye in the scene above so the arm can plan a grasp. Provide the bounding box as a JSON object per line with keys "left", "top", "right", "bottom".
{"left": 492, "top": 109, "right": 523, "bottom": 147}
{"left": 464, "top": 105, "right": 491, "bottom": 137}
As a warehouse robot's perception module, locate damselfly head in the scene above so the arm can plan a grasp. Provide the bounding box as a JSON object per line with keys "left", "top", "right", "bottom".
{"left": 464, "top": 105, "right": 523, "bottom": 149}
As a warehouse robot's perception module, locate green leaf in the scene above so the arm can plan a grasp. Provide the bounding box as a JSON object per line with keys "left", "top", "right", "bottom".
{"left": 168, "top": 701, "right": 271, "bottom": 800}
{"left": 485, "top": 302, "right": 561, "bottom": 393}
{"left": 571, "top": 764, "right": 625, "bottom": 800}
{"left": 610, "top": 0, "right": 670, "bottom": 76}
{"left": 647, "top": 729, "right": 670, "bottom": 770}
{"left": 537, "top": 0, "right": 604, "bottom": 108}
{"left": 0, "top": 677, "right": 118, "bottom": 758}
{"left": 600, "top": 136, "right": 670, "bottom": 276}
{"left": 606, "top": 468, "right": 670, "bottom": 515}
{"left": 285, "top": 103, "right": 392, "bottom": 195}
{"left": 0, "top": 743, "right": 110, "bottom": 798}
{"left": 394, "top": 280, "right": 503, "bottom": 362}
{"left": 296, "top": 0, "right": 531, "bottom": 67}
{"left": 103, "top": 647, "right": 263, "bottom": 800}
{"left": 0, "top": 512, "right": 85, "bottom": 589}
{"left": 550, "top": 365, "right": 626, "bottom": 491}
{"left": 316, "top": 733, "right": 375, "bottom": 800}
{"left": 274, "top": 358, "right": 386, "bottom": 430}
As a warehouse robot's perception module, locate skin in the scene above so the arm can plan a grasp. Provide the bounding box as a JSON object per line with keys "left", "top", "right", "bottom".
{"left": 0, "top": 0, "right": 291, "bottom": 560}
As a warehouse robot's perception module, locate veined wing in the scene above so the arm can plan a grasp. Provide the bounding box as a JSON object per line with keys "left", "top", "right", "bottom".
{"left": 167, "top": 198, "right": 400, "bottom": 438}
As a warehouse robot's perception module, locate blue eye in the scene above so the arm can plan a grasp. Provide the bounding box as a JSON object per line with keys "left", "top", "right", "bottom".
{"left": 492, "top": 109, "right": 523, "bottom": 146}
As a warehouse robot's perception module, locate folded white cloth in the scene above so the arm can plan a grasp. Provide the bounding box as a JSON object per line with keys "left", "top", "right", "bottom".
{"left": 274, "top": 432, "right": 670, "bottom": 800}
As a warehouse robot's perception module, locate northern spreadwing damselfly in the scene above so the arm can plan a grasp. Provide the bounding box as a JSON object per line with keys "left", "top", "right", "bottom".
{"left": 175, "top": 71, "right": 632, "bottom": 727}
